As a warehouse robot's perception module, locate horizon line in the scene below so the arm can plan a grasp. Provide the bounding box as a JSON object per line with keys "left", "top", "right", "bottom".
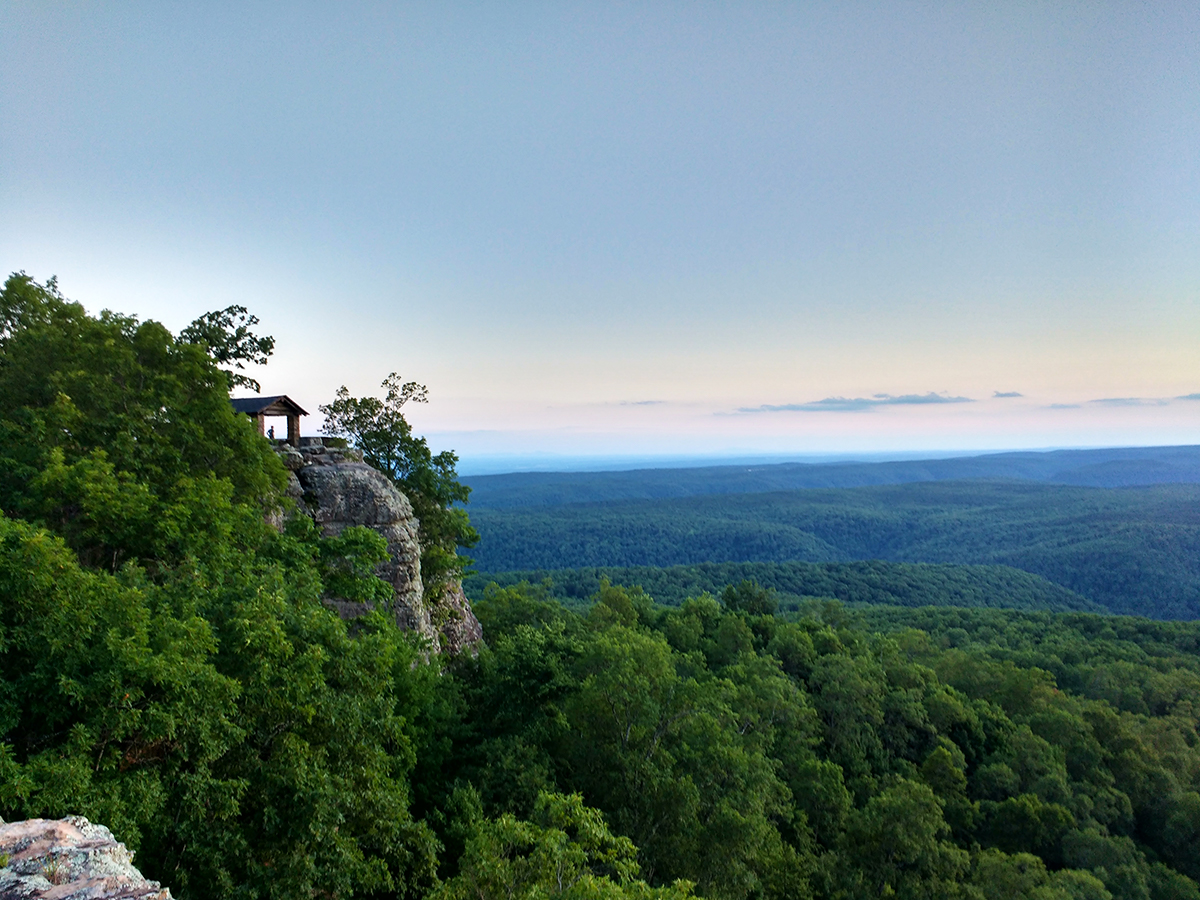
{"left": 454, "top": 442, "right": 1200, "bottom": 477}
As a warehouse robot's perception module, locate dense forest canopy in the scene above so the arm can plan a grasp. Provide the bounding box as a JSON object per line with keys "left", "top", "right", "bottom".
{"left": 443, "top": 578, "right": 1200, "bottom": 899}
{"left": 464, "top": 560, "right": 1101, "bottom": 613}
{"left": 3, "top": 272, "right": 1200, "bottom": 900}
{"left": 467, "top": 481, "right": 1200, "bottom": 619}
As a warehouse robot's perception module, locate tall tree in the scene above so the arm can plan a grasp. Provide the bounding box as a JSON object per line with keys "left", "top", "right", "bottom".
{"left": 178, "top": 304, "right": 275, "bottom": 392}
{"left": 320, "top": 373, "right": 478, "bottom": 593}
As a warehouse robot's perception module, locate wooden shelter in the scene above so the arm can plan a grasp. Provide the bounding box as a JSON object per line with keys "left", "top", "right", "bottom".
{"left": 230, "top": 395, "right": 309, "bottom": 446}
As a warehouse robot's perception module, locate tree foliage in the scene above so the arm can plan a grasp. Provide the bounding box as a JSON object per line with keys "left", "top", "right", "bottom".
{"left": 467, "top": 560, "right": 1096, "bottom": 614}
{"left": 0, "top": 273, "right": 439, "bottom": 899}
{"left": 439, "top": 578, "right": 1200, "bottom": 900}
{"left": 0, "top": 273, "right": 285, "bottom": 573}
{"left": 320, "top": 374, "right": 478, "bottom": 593}
{"left": 433, "top": 791, "right": 691, "bottom": 900}
{"left": 464, "top": 480, "right": 1200, "bottom": 618}
{"left": 178, "top": 304, "right": 275, "bottom": 392}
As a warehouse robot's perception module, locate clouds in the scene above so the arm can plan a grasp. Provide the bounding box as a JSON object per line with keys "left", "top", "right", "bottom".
{"left": 1088, "top": 397, "right": 1171, "bottom": 408}
{"left": 736, "top": 390, "right": 1200, "bottom": 416}
{"left": 740, "top": 392, "right": 974, "bottom": 413}
{"left": 1044, "top": 395, "right": 1200, "bottom": 410}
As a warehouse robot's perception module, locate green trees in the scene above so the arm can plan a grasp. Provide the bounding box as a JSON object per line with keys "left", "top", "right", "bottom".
{"left": 0, "top": 478, "right": 443, "bottom": 899}
{"left": 463, "top": 480, "right": 1200, "bottom": 618}
{"left": 839, "top": 778, "right": 970, "bottom": 898}
{"left": 0, "top": 274, "right": 441, "bottom": 899}
{"left": 441, "top": 583, "right": 817, "bottom": 900}
{"left": 447, "top": 578, "right": 1200, "bottom": 900}
{"left": 466, "top": 561, "right": 1096, "bottom": 614}
{"left": 433, "top": 791, "right": 693, "bottom": 900}
{"left": 0, "top": 272, "right": 285, "bottom": 572}
{"left": 178, "top": 304, "right": 275, "bottom": 392}
{"left": 320, "top": 374, "right": 478, "bottom": 593}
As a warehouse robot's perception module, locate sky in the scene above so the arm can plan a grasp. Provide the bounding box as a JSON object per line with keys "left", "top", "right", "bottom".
{"left": 2, "top": 2, "right": 1198, "bottom": 471}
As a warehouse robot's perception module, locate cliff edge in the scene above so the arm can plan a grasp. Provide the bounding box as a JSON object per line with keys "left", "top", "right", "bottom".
{"left": 278, "top": 439, "right": 481, "bottom": 653}
{"left": 0, "top": 817, "right": 169, "bottom": 900}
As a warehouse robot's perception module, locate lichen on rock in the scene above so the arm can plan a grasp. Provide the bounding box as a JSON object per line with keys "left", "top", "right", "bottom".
{"left": 433, "top": 579, "right": 484, "bottom": 655}
{"left": 0, "top": 816, "right": 170, "bottom": 900}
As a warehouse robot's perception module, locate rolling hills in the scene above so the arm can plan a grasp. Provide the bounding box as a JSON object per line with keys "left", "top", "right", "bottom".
{"left": 467, "top": 479, "right": 1200, "bottom": 619}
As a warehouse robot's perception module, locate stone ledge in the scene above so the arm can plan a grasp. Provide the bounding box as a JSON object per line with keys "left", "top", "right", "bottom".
{"left": 0, "top": 816, "right": 171, "bottom": 900}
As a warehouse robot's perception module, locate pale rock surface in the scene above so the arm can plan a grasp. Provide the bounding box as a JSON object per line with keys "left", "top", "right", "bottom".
{"left": 0, "top": 816, "right": 170, "bottom": 900}
{"left": 281, "top": 439, "right": 481, "bottom": 653}
{"left": 435, "top": 579, "right": 484, "bottom": 655}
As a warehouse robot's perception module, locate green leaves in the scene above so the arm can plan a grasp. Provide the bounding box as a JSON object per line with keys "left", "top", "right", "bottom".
{"left": 316, "top": 524, "right": 395, "bottom": 605}
{"left": 433, "top": 791, "right": 692, "bottom": 900}
{"left": 841, "top": 778, "right": 970, "bottom": 898}
{"left": 320, "top": 374, "right": 478, "bottom": 595}
{"left": 0, "top": 275, "right": 442, "bottom": 900}
{"left": 178, "top": 305, "right": 275, "bottom": 392}
{"left": 0, "top": 273, "right": 287, "bottom": 572}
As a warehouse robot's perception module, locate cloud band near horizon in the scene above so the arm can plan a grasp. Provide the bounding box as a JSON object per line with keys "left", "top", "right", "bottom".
{"left": 740, "top": 392, "right": 974, "bottom": 413}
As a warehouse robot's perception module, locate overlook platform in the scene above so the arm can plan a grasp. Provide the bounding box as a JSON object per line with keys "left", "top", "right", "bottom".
{"left": 230, "top": 394, "right": 308, "bottom": 446}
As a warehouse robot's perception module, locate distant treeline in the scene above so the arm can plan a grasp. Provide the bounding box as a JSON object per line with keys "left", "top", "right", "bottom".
{"left": 464, "top": 560, "right": 1100, "bottom": 614}
{"left": 463, "top": 445, "right": 1200, "bottom": 509}
{"left": 467, "top": 480, "right": 1200, "bottom": 619}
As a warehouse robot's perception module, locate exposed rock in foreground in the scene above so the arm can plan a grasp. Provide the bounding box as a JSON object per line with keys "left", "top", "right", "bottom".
{"left": 0, "top": 817, "right": 169, "bottom": 900}
{"left": 280, "top": 438, "right": 482, "bottom": 653}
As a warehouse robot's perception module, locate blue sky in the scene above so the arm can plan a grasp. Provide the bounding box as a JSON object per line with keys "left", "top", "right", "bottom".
{"left": 3, "top": 3, "right": 1198, "bottom": 467}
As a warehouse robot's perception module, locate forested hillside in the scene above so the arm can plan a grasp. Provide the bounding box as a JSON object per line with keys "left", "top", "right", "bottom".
{"left": 464, "top": 446, "right": 1200, "bottom": 509}
{"left": 465, "top": 560, "right": 1100, "bottom": 613}
{"left": 445, "top": 579, "right": 1200, "bottom": 899}
{"left": 469, "top": 480, "right": 1200, "bottom": 619}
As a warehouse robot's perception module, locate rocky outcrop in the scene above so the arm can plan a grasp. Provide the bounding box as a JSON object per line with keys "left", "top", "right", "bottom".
{"left": 279, "top": 438, "right": 481, "bottom": 653}
{"left": 0, "top": 816, "right": 170, "bottom": 900}
{"left": 435, "top": 579, "right": 484, "bottom": 655}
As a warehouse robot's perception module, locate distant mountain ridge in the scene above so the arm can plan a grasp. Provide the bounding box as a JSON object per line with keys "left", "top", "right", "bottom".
{"left": 464, "top": 444, "right": 1200, "bottom": 509}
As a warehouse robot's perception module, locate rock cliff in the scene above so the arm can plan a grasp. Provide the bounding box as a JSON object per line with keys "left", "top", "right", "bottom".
{"left": 0, "top": 817, "right": 170, "bottom": 900}
{"left": 433, "top": 578, "right": 484, "bottom": 655}
{"left": 279, "top": 438, "right": 481, "bottom": 653}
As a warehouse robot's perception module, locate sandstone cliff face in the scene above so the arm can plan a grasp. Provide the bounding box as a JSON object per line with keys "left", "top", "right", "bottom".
{"left": 0, "top": 817, "right": 170, "bottom": 900}
{"left": 279, "top": 439, "right": 481, "bottom": 653}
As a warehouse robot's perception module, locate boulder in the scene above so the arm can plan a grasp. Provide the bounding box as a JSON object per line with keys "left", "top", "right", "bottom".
{"left": 294, "top": 450, "right": 432, "bottom": 642}
{"left": 435, "top": 579, "right": 484, "bottom": 655}
{"left": 284, "top": 440, "right": 482, "bottom": 653}
{"left": 0, "top": 816, "right": 170, "bottom": 900}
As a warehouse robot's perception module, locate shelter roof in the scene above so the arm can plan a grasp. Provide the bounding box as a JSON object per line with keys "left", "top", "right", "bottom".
{"left": 229, "top": 395, "right": 309, "bottom": 416}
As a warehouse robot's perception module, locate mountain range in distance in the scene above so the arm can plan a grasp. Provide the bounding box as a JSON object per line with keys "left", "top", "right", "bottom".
{"left": 463, "top": 444, "right": 1200, "bottom": 509}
